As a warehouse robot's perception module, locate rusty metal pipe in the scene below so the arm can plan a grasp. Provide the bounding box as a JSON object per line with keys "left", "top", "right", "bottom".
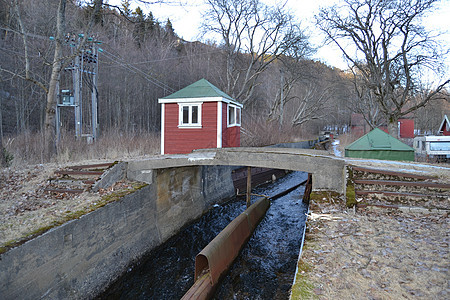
{"left": 181, "top": 197, "right": 270, "bottom": 300}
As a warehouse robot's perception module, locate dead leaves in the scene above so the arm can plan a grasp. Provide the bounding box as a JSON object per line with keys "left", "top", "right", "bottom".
{"left": 300, "top": 199, "right": 449, "bottom": 299}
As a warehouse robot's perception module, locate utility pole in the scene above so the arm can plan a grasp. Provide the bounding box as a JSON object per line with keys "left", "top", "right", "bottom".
{"left": 91, "top": 45, "right": 98, "bottom": 141}
{"left": 74, "top": 43, "right": 82, "bottom": 138}
{"left": 56, "top": 33, "right": 101, "bottom": 144}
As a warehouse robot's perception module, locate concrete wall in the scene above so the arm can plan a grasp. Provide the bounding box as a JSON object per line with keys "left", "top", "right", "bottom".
{"left": 0, "top": 165, "right": 235, "bottom": 300}
{"left": 213, "top": 148, "right": 346, "bottom": 194}
{"left": 153, "top": 165, "right": 234, "bottom": 240}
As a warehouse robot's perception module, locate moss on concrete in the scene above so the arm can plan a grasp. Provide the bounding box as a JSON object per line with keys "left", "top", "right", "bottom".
{"left": 290, "top": 260, "right": 316, "bottom": 299}
{"left": 290, "top": 241, "right": 318, "bottom": 300}
{"left": 309, "top": 191, "right": 342, "bottom": 203}
{"left": 0, "top": 181, "right": 147, "bottom": 255}
{"left": 346, "top": 166, "right": 356, "bottom": 208}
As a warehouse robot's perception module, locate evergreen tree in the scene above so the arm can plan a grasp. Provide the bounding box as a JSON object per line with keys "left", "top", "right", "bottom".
{"left": 121, "top": 0, "right": 132, "bottom": 18}
{"left": 146, "top": 11, "right": 156, "bottom": 33}
{"left": 133, "top": 6, "right": 146, "bottom": 46}
{"left": 164, "top": 18, "right": 174, "bottom": 36}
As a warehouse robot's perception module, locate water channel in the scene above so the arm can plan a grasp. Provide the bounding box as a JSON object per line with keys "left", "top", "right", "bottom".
{"left": 97, "top": 171, "right": 309, "bottom": 299}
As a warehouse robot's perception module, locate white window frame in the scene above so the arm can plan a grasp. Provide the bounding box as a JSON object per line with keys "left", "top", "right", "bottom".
{"left": 227, "top": 104, "right": 241, "bottom": 127}
{"left": 178, "top": 103, "right": 202, "bottom": 128}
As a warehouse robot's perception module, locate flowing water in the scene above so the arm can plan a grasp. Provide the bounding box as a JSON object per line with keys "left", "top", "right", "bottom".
{"left": 97, "top": 171, "right": 309, "bottom": 299}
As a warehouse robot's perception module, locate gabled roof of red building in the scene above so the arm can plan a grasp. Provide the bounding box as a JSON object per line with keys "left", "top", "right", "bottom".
{"left": 160, "top": 78, "right": 239, "bottom": 103}
{"left": 438, "top": 114, "right": 449, "bottom": 133}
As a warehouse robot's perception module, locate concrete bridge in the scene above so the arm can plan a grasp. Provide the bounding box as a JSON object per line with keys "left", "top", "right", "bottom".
{"left": 127, "top": 147, "right": 346, "bottom": 194}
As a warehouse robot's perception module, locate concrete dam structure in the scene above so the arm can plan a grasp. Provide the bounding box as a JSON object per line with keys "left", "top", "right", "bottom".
{"left": 0, "top": 164, "right": 236, "bottom": 299}
{"left": 0, "top": 147, "right": 347, "bottom": 299}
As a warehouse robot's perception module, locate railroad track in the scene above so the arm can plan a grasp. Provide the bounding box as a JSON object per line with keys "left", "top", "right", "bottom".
{"left": 352, "top": 166, "right": 450, "bottom": 210}
{"left": 44, "top": 162, "right": 115, "bottom": 194}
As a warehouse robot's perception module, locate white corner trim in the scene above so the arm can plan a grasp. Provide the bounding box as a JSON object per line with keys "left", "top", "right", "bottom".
{"left": 217, "top": 101, "right": 222, "bottom": 148}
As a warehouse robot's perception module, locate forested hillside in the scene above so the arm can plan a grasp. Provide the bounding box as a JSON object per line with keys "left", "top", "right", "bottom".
{"left": 0, "top": 0, "right": 448, "bottom": 165}
{"left": 0, "top": 1, "right": 351, "bottom": 133}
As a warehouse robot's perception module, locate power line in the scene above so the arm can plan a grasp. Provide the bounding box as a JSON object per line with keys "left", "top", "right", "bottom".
{"left": 101, "top": 49, "right": 175, "bottom": 92}
{"left": 101, "top": 49, "right": 176, "bottom": 93}
{"left": 0, "top": 26, "right": 50, "bottom": 40}
{"left": 127, "top": 49, "right": 222, "bottom": 65}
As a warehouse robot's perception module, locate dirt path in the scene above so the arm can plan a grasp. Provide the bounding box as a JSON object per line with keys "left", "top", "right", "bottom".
{"left": 295, "top": 197, "right": 449, "bottom": 299}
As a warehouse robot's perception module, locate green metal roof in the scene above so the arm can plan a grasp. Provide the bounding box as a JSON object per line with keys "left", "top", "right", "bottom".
{"left": 346, "top": 128, "right": 414, "bottom": 151}
{"left": 162, "top": 78, "right": 236, "bottom": 101}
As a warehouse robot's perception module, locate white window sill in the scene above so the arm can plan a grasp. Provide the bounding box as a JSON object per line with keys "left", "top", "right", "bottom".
{"left": 178, "top": 124, "right": 202, "bottom": 129}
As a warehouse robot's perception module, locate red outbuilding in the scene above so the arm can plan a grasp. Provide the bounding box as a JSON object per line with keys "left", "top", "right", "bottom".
{"left": 158, "top": 79, "right": 242, "bottom": 155}
{"left": 350, "top": 113, "right": 414, "bottom": 139}
{"left": 438, "top": 115, "right": 450, "bottom": 136}
{"left": 398, "top": 118, "right": 414, "bottom": 138}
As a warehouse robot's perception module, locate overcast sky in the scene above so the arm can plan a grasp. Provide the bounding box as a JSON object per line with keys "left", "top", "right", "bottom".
{"left": 108, "top": 0, "right": 450, "bottom": 78}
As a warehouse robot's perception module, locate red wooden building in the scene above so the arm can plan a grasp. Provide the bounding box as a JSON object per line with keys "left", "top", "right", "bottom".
{"left": 159, "top": 79, "right": 243, "bottom": 155}
{"left": 350, "top": 113, "right": 414, "bottom": 138}
{"left": 438, "top": 115, "right": 450, "bottom": 136}
{"left": 398, "top": 118, "right": 414, "bottom": 138}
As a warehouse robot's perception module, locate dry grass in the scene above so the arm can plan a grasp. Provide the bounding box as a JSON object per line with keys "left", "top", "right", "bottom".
{"left": 3, "top": 116, "right": 322, "bottom": 166}
{"left": 4, "top": 122, "right": 318, "bottom": 166}
{"left": 2, "top": 131, "right": 46, "bottom": 166}
{"left": 3, "top": 129, "right": 161, "bottom": 167}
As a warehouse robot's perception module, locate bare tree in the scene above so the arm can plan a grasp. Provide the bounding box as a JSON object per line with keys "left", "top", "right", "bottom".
{"left": 317, "top": 0, "right": 450, "bottom": 137}
{"left": 2, "top": 0, "right": 103, "bottom": 160}
{"left": 267, "top": 66, "right": 298, "bottom": 126}
{"left": 348, "top": 67, "right": 383, "bottom": 129}
{"left": 290, "top": 82, "right": 332, "bottom": 127}
{"left": 414, "top": 95, "right": 450, "bottom": 135}
{"left": 0, "top": 121, "right": 5, "bottom": 167}
{"left": 267, "top": 40, "right": 314, "bottom": 126}
{"left": 202, "top": 0, "right": 310, "bottom": 105}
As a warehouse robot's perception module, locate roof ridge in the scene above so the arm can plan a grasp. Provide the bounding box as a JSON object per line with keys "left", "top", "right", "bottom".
{"left": 161, "top": 78, "right": 238, "bottom": 102}
{"left": 346, "top": 127, "right": 414, "bottom": 151}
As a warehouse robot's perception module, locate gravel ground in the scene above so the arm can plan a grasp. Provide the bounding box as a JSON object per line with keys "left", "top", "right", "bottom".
{"left": 296, "top": 196, "right": 449, "bottom": 299}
